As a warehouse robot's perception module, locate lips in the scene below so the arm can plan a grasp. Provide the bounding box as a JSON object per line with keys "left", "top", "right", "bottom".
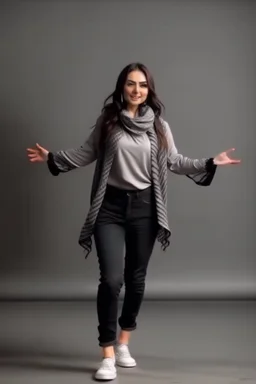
{"left": 130, "top": 96, "right": 140, "bottom": 100}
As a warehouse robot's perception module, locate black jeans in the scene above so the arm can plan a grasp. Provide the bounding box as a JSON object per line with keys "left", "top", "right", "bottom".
{"left": 94, "top": 184, "right": 158, "bottom": 347}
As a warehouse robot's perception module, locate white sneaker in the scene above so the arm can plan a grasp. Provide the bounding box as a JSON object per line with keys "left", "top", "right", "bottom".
{"left": 94, "top": 357, "right": 117, "bottom": 381}
{"left": 115, "top": 343, "right": 136, "bottom": 368}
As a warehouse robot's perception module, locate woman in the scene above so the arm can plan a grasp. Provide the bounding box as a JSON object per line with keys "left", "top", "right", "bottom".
{"left": 27, "top": 62, "right": 240, "bottom": 381}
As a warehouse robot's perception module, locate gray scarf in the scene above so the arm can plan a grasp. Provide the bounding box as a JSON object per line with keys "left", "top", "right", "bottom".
{"left": 78, "top": 105, "right": 171, "bottom": 257}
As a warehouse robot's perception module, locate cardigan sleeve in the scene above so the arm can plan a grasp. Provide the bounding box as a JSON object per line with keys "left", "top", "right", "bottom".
{"left": 163, "top": 120, "right": 217, "bottom": 186}
{"left": 47, "top": 115, "right": 103, "bottom": 176}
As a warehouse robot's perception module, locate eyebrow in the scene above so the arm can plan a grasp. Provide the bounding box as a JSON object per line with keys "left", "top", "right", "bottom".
{"left": 126, "top": 80, "right": 148, "bottom": 84}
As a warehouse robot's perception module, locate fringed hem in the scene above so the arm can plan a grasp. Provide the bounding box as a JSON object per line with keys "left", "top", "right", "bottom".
{"left": 79, "top": 228, "right": 171, "bottom": 259}
{"left": 78, "top": 237, "right": 92, "bottom": 259}
{"left": 157, "top": 227, "right": 171, "bottom": 252}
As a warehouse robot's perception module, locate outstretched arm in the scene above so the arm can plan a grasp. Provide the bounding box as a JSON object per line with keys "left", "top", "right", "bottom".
{"left": 47, "top": 115, "right": 103, "bottom": 176}
{"left": 163, "top": 120, "right": 217, "bottom": 186}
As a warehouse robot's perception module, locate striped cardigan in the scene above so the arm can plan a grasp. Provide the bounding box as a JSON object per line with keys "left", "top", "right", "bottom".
{"left": 47, "top": 115, "right": 217, "bottom": 257}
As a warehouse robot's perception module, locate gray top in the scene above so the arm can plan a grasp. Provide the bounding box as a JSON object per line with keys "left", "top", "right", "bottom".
{"left": 52, "top": 117, "right": 208, "bottom": 190}
{"left": 108, "top": 130, "right": 151, "bottom": 190}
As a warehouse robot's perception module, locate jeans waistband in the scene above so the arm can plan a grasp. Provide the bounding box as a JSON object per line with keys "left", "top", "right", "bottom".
{"left": 105, "top": 184, "right": 153, "bottom": 199}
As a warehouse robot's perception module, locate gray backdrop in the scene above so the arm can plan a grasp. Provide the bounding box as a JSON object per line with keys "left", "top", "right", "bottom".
{"left": 0, "top": 0, "right": 255, "bottom": 300}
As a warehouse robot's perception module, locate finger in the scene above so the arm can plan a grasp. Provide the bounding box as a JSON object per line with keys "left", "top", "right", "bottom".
{"left": 230, "top": 159, "right": 241, "bottom": 164}
{"left": 26, "top": 148, "right": 36, "bottom": 153}
{"left": 28, "top": 154, "right": 38, "bottom": 158}
{"left": 27, "top": 151, "right": 38, "bottom": 156}
{"left": 36, "top": 143, "right": 44, "bottom": 150}
{"left": 225, "top": 148, "right": 236, "bottom": 154}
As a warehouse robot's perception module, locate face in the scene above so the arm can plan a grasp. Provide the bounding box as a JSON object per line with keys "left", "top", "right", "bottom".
{"left": 123, "top": 70, "right": 149, "bottom": 108}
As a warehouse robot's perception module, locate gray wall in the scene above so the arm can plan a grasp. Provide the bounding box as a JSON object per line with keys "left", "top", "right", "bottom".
{"left": 1, "top": 0, "right": 255, "bottom": 300}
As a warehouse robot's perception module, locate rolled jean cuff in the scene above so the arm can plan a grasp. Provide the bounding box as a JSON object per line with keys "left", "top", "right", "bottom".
{"left": 118, "top": 318, "right": 137, "bottom": 331}
{"left": 98, "top": 339, "right": 117, "bottom": 347}
{"left": 120, "top": 326, "right": 137, "bottom": 331}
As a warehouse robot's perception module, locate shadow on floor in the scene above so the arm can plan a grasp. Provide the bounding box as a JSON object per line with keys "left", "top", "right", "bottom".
{"left": 0, "top": 346, "right": 255, "bottom": 383}
{"left": 0, "top": 345, "right": 98, "bottom": 377}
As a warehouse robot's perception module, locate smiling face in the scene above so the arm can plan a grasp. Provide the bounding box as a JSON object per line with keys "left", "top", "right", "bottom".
{"left": 123, "top": 70, "right": 149, "bottom": 109}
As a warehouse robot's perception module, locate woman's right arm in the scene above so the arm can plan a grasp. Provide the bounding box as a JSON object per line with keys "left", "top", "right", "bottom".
{"left": 48, "top": 116, "right": 102, "bottom": 176}
{"left": 27, "top": 115, "right": 103, "bottom": 176}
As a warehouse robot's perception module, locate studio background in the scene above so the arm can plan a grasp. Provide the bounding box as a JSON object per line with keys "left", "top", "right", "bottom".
{"left": 1, "top": 0, "right": 255, "bottom": 300}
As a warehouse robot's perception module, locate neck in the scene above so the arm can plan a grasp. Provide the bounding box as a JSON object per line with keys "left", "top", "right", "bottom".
{"left": 125, "top": 104, "right": 139, "bottom": 118}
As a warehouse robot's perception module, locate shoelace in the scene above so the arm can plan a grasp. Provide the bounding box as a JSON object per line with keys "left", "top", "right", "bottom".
{"left": 101, "top": 358, "right": 115, "bottom": 369}
{"left": 118, "top": 345, "right": 131, "bottom": 358}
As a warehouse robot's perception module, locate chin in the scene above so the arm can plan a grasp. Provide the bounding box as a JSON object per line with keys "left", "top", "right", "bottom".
{"left": 129, "top": 99, "right": 145, "bottom": 106}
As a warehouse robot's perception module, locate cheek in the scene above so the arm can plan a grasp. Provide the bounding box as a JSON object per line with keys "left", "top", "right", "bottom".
{"left": 123, "top": 87, "right": 130, "bottom": 98}
{"left": 141, "top": 89, "right": 149, "bottom": 99}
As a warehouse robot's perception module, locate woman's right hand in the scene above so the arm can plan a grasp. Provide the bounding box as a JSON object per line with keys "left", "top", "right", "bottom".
{"left": 26, "top": 143, "right": 49, "bottom": 163}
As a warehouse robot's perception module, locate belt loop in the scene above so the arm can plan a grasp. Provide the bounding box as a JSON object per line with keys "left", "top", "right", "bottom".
{"left": 126, "top": 192, "right": 131, "bottom": 216}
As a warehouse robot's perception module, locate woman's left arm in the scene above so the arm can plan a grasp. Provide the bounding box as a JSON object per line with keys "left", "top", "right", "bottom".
{"left": 164, "top": 121, "right": 241, "bottom": 186}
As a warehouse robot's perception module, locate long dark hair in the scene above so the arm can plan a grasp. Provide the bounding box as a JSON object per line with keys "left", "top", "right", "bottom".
{"left": 97, "top": 62, "right": 168, "bottom": 150}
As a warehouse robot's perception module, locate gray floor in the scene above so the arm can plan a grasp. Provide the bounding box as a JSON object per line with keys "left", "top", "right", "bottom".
{"left": 0, "top": 300, "right": 255, "bottom": 384}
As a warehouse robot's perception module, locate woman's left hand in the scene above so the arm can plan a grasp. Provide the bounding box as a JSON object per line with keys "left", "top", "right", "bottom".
{"left": 213, "top": 148, "right": 241, "bottom": 166}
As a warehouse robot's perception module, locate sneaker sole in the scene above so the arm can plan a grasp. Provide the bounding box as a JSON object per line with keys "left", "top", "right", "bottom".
{"left": 94, "top": 372, "right": 117, "bottom": 381}
{"left": 116, "top": 361, "right": 137, "bottom": 368}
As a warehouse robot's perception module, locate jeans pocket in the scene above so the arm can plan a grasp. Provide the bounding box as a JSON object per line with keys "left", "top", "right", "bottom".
{"left": 141, "top": 198, "right": 151, "bottom": 205}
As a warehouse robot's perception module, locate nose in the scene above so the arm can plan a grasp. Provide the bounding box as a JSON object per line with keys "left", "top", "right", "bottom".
{"left": 134, "top": 84, "right": 140, "bottom": 93}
